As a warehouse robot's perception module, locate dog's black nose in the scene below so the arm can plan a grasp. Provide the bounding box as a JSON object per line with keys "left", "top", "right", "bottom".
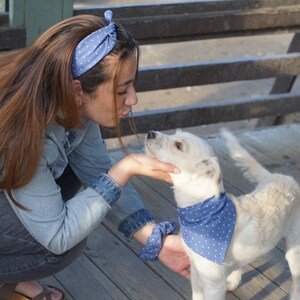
{"left": 147, "top": 130, "right": 156, "bottom": 139}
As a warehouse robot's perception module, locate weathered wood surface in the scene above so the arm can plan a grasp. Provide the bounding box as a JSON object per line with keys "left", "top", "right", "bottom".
{"left": 102, "top": 92, "right": 300, "bottom": 138}
{"left": 0, "top": 26, "right": 26, "bottom": 50}
{"left": 74, "top": 0, "right": 300, "bottom": 44}
{"left": 41, "top": 123, "right": 300, "bottom": 300}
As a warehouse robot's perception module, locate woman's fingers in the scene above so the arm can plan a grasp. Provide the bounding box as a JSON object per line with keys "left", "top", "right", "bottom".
{"left": 132, "top": 153, "right": 180, "bottom": 175}
{"left": 108, "top": 153, "right": 181, "bottom": 187}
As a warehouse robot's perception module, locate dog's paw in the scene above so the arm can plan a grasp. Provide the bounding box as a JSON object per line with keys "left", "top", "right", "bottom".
{"left": 226, "top": 269, "right": 242, "bottom": 291}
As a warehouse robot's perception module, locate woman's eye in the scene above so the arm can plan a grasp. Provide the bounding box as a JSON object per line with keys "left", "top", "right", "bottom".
{"left": 117, "top": 90, "right": 127, "bottom": 95}
{"left": 175, "top": 141, "right": 183, "bottom": 151}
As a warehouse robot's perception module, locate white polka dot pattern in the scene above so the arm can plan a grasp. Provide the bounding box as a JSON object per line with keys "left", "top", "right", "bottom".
{"left": 138, "top": 221, "right": 176, "bottom": 262}
{"left": 177, "top": 193, "right": 236, "bottom": 264}
{"left": 71, "top": 10, "right": 117, "bottom": 78}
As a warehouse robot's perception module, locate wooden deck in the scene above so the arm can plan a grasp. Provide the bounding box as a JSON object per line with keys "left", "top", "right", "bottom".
{"left": 41, "top": 123, "right": 300, "bottom": 300}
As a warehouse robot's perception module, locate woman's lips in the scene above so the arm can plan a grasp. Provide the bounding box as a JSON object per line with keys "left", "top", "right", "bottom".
{"left": 119, "top": 110, "right": 131, "bottom": 118}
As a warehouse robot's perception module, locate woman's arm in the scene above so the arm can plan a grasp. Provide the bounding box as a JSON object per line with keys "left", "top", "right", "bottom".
{"left": 68, "top": 121, "right": 179, "bottom": 241}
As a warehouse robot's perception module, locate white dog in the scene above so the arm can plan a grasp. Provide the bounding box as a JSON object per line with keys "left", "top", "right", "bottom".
{"left": 144, "top": 129, "right": 300, "bottom": 300}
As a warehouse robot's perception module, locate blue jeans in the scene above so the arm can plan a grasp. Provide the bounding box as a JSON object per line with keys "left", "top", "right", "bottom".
{"left": 0, "top": 165, "right": 86, "bottom": 283}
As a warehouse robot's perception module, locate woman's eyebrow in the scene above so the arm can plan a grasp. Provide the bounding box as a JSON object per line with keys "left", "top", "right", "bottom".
{"left": 117, "top": 79, "right": 133, "bottom": 87}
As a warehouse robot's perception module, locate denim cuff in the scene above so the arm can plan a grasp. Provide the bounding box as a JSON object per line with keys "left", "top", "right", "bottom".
{"left": 90, "top": 173, "right": 121, "bottom": 207}
{"left": 118, "top": 208, "right": 155, "bottom": 239}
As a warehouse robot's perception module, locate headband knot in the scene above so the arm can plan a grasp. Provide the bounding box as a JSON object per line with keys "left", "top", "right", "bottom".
{"left": 71, "top": 10, "right": 117, "bottom": 78}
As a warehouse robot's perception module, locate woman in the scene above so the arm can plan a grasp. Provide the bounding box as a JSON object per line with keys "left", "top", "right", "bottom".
{"left": 0, "top": 10, "right": 190, "bottom": 300}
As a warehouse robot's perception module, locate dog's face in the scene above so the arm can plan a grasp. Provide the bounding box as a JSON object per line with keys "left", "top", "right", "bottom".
{"left": 145, "top": 129, "right": 219, "bottom": 177}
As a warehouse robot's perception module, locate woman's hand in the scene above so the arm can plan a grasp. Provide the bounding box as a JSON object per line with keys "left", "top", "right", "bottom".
{"left": 108, "top": 153, "right": 180, "bottom": 187}
{"left": 133, "top": 223, "right": 190, "bottom": 280}
{"left": 158, "top": 234, "right": 191, "bottom": 280}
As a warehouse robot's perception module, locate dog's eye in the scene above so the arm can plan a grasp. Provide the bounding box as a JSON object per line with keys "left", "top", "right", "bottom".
{"left": 175, "top": 141, "right": 183, "bottom": 151}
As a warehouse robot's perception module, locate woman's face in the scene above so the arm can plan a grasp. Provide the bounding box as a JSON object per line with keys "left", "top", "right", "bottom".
{"left": 80, "top": 53, "right": 138, "bottom": 127}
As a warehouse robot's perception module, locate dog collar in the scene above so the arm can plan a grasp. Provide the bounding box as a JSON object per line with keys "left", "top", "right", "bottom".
{"left": 177, "top": 192, "right": 236, "bottom": 264}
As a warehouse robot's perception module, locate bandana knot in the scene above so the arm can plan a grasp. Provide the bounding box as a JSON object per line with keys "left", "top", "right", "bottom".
{"left": 177, "top": 192, "right": 236, "bottom": 264}
{"left": 138, "top": 221, "right": 176, "bottom": 262}
{"left": 71, "top": 10, "right": 117, "bottom": 78}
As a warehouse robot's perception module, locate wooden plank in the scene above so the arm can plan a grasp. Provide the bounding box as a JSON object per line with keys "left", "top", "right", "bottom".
{"left": 85, "top": 224, "right": 186, "bottom": 300}
{"left": 235, "top": 128, "right": 300, "bottom": 181}
{"left": 234, "top": 264, "right": 288, "bottom": 299}
{"left": 258, "top": 126, "right": 300, "bottom": 157}
{"left": 54, "top": 253, "right": 128, "bottom": 300}
{"left": 276, "top": 124, "right": 300, "bottom": 152}
{"left": 0, "top": 12, "right": 8, "bottom": 25}
{"left": 257, "top": 33, "right": 300, "bottom": 127}
{"left": 74, "top": 2, "right": 300, "bottom": 44}
{"left": 250, "top": 249, "right": 291, "bottom": 295}
{"left": 136, "top": 53, "right": 300, "bottom": 92}
{"left": 101, "top": 93, "right": 300, "bottom": 138}
{"left": 0, "top": 26, "right": 26, "bottom": 50}
{"left": 270, "top": 34, "right": 300, "bottom": 95}
{"left": 74, "top": 0, "right": 300, "bottom": 19}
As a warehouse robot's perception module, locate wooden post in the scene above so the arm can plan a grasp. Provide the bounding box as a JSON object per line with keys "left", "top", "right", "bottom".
{"left": 1, "top": 0, "right": 9, "bottom": 12}
{"left": 9, "top": 0, "right": 73, "bottom": 45}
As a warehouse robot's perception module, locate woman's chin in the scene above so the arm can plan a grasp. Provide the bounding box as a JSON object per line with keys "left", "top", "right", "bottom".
{"left": 99, "top": 120, "right": 119, "bottom": 129}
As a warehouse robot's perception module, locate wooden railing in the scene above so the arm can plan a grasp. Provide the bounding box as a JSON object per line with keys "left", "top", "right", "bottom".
{"left": 0, "top": 10, "right": 25, "bottom": 50}
{"left": 1, "top": 1, "right": 300, "bottom": 138}
{"left": 74, "top": 0, "right": 300, "bottom": 138}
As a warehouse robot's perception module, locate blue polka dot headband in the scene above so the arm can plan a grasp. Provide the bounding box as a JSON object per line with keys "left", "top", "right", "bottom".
{"left": 71, "top": 10, "right": 117, "bottom": 78}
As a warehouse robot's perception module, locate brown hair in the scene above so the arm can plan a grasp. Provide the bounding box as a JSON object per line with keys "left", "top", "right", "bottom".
{"left": 0, "top": 14, "right": 139, "bottom": 208}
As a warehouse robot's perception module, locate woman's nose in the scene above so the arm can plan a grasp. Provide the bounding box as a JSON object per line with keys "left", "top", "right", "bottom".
{"left": 124, "top": 87, "right": 138, "bottom": 106}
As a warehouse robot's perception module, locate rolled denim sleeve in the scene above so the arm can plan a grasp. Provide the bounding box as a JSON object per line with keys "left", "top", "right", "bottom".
{"left": 90, "top": 173, "right": 121, "bottom": 207}
{"left": 68, "top": 121, "right": 155, "bottom": 238}
{"left": 118, "top": 208, "right": 155, "bottom": 239}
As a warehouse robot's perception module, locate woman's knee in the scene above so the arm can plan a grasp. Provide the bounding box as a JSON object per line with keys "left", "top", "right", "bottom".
{"left": 0, "top": 238, "right": 87, "bottom": 283}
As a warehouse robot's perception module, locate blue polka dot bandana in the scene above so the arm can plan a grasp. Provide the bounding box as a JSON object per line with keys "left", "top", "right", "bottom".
{"left": 177, "top": 193, "right": 236, "bottom": 264}
{"left": 71, "top": 10, "right": 117, "bottom": 78}
{"left": 139, "top": 221, "right": 177, "bottom": 262}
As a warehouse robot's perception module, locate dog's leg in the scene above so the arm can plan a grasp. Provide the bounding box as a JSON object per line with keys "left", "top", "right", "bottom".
{"left": 286, "top": 243, "right": 300, "bottom": 300}
{"left": 202, "top": 280, "right": 227, "bottom": 300}
{"left": 226, "top": 269, "right": 242, "bottom": 291}
{"left": 190, "top": 264, "right": 204, "bottom": 300}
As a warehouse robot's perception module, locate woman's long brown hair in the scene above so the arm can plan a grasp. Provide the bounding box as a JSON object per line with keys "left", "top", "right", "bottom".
{"left": 0, "top": 14, "right": 139, "bottom": 209}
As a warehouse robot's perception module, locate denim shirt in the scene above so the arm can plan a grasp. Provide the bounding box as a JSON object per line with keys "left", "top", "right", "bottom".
{"left": 5, "top": 118, "right": 154, "bottom": 255}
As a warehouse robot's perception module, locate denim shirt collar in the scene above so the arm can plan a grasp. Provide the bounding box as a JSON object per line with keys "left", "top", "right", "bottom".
{"left": 45, "top": 118, "right": 89, "bottom": 155}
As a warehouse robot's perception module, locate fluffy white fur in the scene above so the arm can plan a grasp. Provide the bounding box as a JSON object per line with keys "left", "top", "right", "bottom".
{"left": 144, "top": 129, "right": 300, "bottom": 300}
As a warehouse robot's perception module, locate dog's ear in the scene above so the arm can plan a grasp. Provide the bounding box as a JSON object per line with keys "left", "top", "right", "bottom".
{"left": 196, "top": 157, "right": 221, "bottom": 180}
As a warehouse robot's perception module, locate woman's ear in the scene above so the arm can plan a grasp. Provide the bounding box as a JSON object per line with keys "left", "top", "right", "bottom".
{"left": 72, "top": 79, "right": 83, "bottom": 98}
{"left": 72, "top": 79, "right": 84, "bottom": 109}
